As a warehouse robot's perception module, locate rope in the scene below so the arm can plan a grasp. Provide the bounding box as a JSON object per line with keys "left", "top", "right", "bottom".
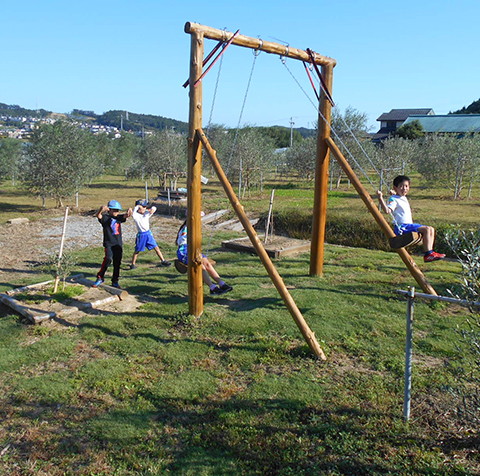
{"left": 205, "top": 47, "right": 260, "bottom": 256}
{"left": 281, "top": 57, "right": 378, "bottom": 190}
{"left": 206, "top": 49, "right": 224, "bottom": 134}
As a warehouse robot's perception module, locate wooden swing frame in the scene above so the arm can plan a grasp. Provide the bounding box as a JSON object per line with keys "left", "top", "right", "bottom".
{"left": 184, "top": 22, "right": 436, "bottom": 358}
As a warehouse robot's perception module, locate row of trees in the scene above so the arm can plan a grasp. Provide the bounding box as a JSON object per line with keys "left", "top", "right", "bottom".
{"left": 283, "top": 109, "right": 480, "bottom": 200}
{"left": 0, "top": 120, "right": 279, "bottom": 206}
{"left": 2, "top": 107, "right": 480, "bottom": 207}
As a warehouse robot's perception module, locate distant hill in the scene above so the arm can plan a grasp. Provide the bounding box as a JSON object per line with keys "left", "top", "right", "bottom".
{"left": 70, "top": 109, "right": 189, "bottom": 134}
{"left": 451, "top": 98, "right": 480, "bottom": 115}
{"left": 0, "top": 102, "right": 315, "bottom": 141}
{"left": 0, "top": 102, "right": 51, "bottom": 118}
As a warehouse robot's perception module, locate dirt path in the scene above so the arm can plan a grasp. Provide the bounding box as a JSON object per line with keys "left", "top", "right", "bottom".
{"left": 0, "top": 211, "right": 183, "bottom": 321}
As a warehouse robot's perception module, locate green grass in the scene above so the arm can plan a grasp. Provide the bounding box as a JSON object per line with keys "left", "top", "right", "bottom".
{"left": 1, "top": 244, "right": 478, "bottom": 474}
{"left": 1, "top": 175, "right": 479, "bottom": 474}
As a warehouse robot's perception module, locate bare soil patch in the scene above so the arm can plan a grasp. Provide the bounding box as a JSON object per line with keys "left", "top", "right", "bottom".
{"left": 0, "top": 212, "right": 182, "bottom": 321}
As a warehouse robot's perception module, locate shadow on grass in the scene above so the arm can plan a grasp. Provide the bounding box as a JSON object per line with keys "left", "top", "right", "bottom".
{"left": 88, "top": 182, "right": 149, "bottom": 190}
{"left": 0, "top": 202, "right": 39, "bottom": 213}
{"left": 12, "top": 396, "right": 442, "bottom": 476}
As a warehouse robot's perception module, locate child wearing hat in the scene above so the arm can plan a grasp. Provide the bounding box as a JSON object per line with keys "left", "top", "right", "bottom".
{"left": 94, "top": 200, "right": 133, "bottom": 288}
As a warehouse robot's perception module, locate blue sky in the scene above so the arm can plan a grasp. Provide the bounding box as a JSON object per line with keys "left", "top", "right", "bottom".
{"left": 2, "top": 0, "right": 479, "bottom": 131}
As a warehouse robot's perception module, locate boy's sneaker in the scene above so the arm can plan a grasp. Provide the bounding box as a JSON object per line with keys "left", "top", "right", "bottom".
{"left": 159, "top": 260, "right": 172, "bottom": 267}
{"left": 424, "top": 251, "right": 446, "bottom": 263}
{"left": 93, "top": 278, "right": 104, "bottom": 288}
{"left": 129, "top": 264, "right": 136, "bottom": 270}
{"left": 219, "top": 284, "right": 233, "bottom": 293}
{"left": 210, "top": 286, "right": 224, "bottom": 295}
{"left": 111, "top": 282, "right": 121, "bottom": 289}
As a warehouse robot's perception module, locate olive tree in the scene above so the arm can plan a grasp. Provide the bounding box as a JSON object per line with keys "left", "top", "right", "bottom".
{"left": 0, "top": 137, "right": 23, "bottom": 185}
{"left": 445, "top": 226, "right": 480, "bottom": 425}
{"left": 374, "top": 137, "right": 419, "bottom": 190}
{"left": 23, "top": 120, "right": 96, "bottom": 207}
{"left": 416, "top": 134, "right": 480, "bottom": 199}
{"left": 221, "top": 127, "right": 276, "bottom": 196}
{"left": 139, "top": 129, "right": 187, "bottom": 189}
{"left": 286, "top": 136, "right": 316, "bottom": 181}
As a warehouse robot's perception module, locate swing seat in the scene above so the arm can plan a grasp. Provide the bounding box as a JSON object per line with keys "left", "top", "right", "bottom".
{"left": 389, "top": 232, "right": 422, "bottom": 250}
{"left": 174, "top": 259, "right": 188, "bottom": 274}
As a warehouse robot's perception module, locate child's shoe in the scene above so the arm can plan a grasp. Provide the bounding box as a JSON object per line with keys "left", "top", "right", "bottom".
{"left": 210, "top": 286, "right": 223, "bottom": 295}
{"left": 424, "top": 251, "right": 446, "bottom": 262}
{"left": 219, "top": 284, "right": 233, "bottom": 293}
{"left": 159, "top": 260, "right": 172, "bottom": 267}
{"left": 129, "top": 264, "right": 136, "bottom": 270}
{"left": 111, "top": 282, "right": 121, "bottom": 289}
{"left": 93, "top": 278, "right": 104, "bottom": 288}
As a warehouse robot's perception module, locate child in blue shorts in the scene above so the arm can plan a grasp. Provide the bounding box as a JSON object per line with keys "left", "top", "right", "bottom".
{"left": 130, "top": 199, "right": 171, "bottom": 269}
{"left": 378, "top": 175, "right": 445, "bottom": 262}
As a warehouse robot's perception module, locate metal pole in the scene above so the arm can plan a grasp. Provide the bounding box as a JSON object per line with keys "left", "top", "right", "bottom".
{"left": 145, "top": 181, "right": 149, "bottom": 201}
{"left": 403, "top": 286, "right": 415, "bottom": 421}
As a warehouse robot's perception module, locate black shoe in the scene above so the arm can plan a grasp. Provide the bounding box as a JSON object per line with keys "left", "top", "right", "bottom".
{"left": 219, "top": 284, "right": 233, "bottom": 293}
{"left": 210, "top": 286, "right": 223, "bottom": 295}
{"left": 129, "top": 264, "right": 136, "bottom": 270}
{"left": 159, "top": 260, "right": 172, "bottom": 267}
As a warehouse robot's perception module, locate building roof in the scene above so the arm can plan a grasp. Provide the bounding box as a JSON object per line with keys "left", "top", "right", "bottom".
{"left": 377, "top": 108, "right": 434, "bottom": 122}
{"left": 403, "top": 115, "right": 480, "bottom": 133}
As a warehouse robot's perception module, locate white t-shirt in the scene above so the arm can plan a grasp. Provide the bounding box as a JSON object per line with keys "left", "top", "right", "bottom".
{"left": 132, "top": 205, "right": 156, "bottom": 233}
{"left": 387, "top": 195, "right": 412, "bottom": 225}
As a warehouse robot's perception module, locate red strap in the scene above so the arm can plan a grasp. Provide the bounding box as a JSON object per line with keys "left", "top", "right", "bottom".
{"left": 193, "top": 30, "right": 240, "bottom": 87}
{"left": 303, "top": 62, "right": 319, "bottom": 101}
{"left": 182, "top": 39, "right": 224, "bottom": 88}
{"left": 306, "top": 48, "right": 335, "bottom": 106}
{"left": 183, "top": 30, "right": 240, "bottom": 88}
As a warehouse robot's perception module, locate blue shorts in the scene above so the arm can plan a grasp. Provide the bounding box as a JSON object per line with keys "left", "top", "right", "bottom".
{"left": 394, "top": 223, "right": 423, "bottom": 236}
{"left": 177, "top": 245, "right": 188, "bottom": 264}
{"left": 177, "top": 245, "right": 205, "bottom": 264}
{"left": 135, "top": 230, "right": 158, "bottom": 253}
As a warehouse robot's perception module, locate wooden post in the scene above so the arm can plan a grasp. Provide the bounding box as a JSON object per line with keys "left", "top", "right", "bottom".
{"left": 187, "top": 29, "right": 205, "bottom": 317}
{"left": 310, "top": 63, "right": 334, "bottom": 276}
{"left": 325, "top": 136, "right": 437, "bottom": 296}
{"left": 264, "top": 189, "right": 275, "bottom": 244}
{"left": 198, "top": 129, "right": 326, "bottom": 360}
{"left": 53, "top": 207, "right": 69, "bottom": 293}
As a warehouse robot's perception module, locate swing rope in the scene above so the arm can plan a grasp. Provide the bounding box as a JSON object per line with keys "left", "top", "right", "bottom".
{"left": 204, "top": 44, "right": 261, "bottom": 256}
{"left": 284, "top": 57, "right": 416, "bottom": 245}
{"left": 281, "top": 56, "right": 378, "bottom": 191}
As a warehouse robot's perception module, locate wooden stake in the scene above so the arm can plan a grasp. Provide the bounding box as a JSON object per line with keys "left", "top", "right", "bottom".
{"left": 264, "top": 189, "right": 275, "bottom": 245}
{"left": 198, "top": 129, "right": 326, "bottom": 360}
{"left": 325, "top": 136, "right": 437, "bottom": 296}
{"left": 73, "top": 276, "right": 128, "bottom": 300}
{"left": 53, "top": 207, "right": 69, "bottom": 293}
{"left": 0, "top": 293, "right": 54, "bottom": 323}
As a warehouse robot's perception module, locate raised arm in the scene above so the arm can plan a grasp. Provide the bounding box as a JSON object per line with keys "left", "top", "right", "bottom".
{"left": 377, "top": 191, "right": 391, "bottom": 214}
{"left": 96, "top": 205, "right": 109, "bottom": 219}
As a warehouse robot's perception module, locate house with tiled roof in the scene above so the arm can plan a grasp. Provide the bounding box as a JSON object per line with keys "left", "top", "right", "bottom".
{"left": 372, "top": 108, "right": 435, "bottom": 142}
{"left": 402, "top": 114, "right": 480, "bottom": 135}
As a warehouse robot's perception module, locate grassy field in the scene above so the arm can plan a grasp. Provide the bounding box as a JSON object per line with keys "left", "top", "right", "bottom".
{"left": 0, "top": 175, "right": 479, "bottom": 475}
